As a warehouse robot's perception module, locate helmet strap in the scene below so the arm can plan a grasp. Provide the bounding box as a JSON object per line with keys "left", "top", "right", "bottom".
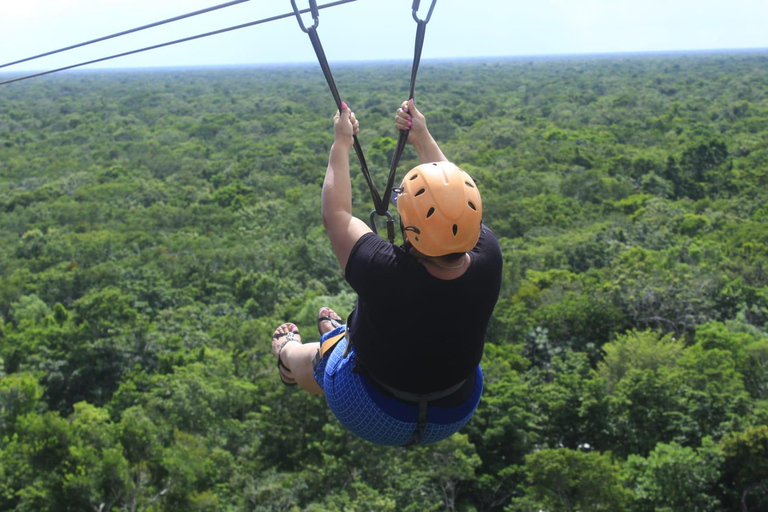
{"left": 399, "top": 217, "right": 411, "bottom": 251}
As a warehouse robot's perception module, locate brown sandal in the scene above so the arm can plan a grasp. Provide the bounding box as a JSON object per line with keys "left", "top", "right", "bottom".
{"left": 317, "top": 307, "right": 343, "bottom": 335}
{"left": 272, "top": 325, "right": 300, "bottom": 387}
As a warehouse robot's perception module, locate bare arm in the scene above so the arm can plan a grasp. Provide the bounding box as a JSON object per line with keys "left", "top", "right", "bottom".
{"left": 394, "top": 99, "right": 447, "bottom": 163}
{"left": 322, "top": 103, "right": 373, "bottom": 272}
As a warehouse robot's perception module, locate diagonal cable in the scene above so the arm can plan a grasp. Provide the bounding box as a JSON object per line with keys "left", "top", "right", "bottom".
{"left": 0, "top": 0, "right": 253, "bottom": 70}
{"left": 0, "top": 0, "right": 356, "bottom": 87}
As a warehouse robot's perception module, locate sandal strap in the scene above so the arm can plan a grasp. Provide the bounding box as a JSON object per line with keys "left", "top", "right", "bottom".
{"left": 272, "top": 329, "right": 300, "bottom": 387}
{"left": 317, "top": 312, "right": 343, "bottom": 335}
{"left": 277, "top": 357, "right": 297, "bottom": 387}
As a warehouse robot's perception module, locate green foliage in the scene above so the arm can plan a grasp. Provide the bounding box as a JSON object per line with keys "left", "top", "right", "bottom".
{"left": 598, "top": 330, "right": 685, "bottom": 392}
{"left": 528, "top": 352, "right": 611, "bottom": 451}
{"left": 622, "top": 439, "right": 723, "bottom": 512}
{"left": 1, "top": 52, "right": 767, "bottom": 510}
{"left": 0, "top": 373, "right": 43, "bottom": 436}
{"left": 718, "top": 425, "right": 768, "bottom": 511}
{"left": 509, "top": 448, "right": 631, "bottom": 511}
{"left": 9, "top": 294, "right": 51, "bottom": 325}
{"left": 694, "top": 320, "right": 768, "bottom": 399}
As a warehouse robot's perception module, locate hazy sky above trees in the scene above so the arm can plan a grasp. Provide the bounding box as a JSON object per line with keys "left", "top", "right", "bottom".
{"left": 1, "top": 0, "right": 767, "bottom": 72}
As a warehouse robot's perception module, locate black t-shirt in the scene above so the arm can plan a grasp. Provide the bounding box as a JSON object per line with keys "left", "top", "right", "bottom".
{"left": 344, "top": 224, "right": 503, "bottom": 394}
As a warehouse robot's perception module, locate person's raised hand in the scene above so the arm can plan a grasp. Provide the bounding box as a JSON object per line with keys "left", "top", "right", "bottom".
{"left": 333, "top": 102, "right": 359, "bottom": 147}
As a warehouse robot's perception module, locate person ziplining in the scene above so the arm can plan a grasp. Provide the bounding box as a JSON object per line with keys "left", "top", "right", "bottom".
{"left": 269, "top": 1, "right": 503, "bottom": 446}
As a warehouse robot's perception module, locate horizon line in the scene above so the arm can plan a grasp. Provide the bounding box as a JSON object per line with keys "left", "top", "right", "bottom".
{"left": 1, "top": 46, "right": 766, "bottom": 77}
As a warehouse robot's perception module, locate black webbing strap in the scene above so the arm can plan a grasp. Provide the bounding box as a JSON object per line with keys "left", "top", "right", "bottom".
{"left": 379, "top": 16, "right": 429, "bottom": 218}
{"left": 304, "top": 25, "right": 382, "bottom": 210}
{"left": 366, "top": 370, "right": 467, "bottom": 447}
{"left": 291, "top": 0, "right": 437, "bottom": 243}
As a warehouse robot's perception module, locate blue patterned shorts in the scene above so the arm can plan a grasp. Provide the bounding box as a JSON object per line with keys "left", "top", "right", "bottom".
{"left": 313, "top": 325, "right": 483, "bottom": 446}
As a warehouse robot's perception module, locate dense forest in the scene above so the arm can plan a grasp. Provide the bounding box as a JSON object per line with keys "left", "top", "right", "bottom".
{"left": 1, "top": 51, "right": 767, "bottom": 511}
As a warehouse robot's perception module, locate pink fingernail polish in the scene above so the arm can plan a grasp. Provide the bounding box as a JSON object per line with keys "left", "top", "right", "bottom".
{"left": 410, "top": 99, "right": 414, "bottom": 105}
{"left": 341, "top": 101, "right": 347, "bottom": 109}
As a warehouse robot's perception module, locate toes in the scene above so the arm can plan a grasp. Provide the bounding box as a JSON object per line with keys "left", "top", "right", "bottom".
{"left": 272, "top": 323, "right": 301, "bottom": 358}
{"left": 317, "top": 308, "right": 343, "bottom": 335}
{"left": 273, "top": 323, "right": 299, "bottom": 338}
{"left": 319, "top": 307, "right": 341, "bottom": 322}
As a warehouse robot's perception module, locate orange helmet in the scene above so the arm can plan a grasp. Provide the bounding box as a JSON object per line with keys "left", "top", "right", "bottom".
{"left": 395, "top": 161, "right": 483, "bottom": 257}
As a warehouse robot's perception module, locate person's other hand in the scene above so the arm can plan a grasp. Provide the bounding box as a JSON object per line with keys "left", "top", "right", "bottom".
{"left": 394, "top": 99, "right": 427, "bottom": 144}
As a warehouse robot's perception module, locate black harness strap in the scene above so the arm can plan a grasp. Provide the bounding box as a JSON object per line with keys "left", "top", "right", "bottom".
{"left": 379, "top": 17, "right": 428, "bottom": 218}
{"left": 304, "top": 24, "right": 382, "bottom": 209}
{"left": 366, "top": 371, "right": 468, "bottom": 446}
{"left": 291, "top": 0, "right": 437, "bottom": 243}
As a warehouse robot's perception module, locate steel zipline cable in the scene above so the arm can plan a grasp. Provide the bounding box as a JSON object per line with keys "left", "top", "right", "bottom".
{"left": 0, "top": 0, "right": 253, "bottom": 71}
{"left": 0, "top": 0, "right": 357, "bottom": 87}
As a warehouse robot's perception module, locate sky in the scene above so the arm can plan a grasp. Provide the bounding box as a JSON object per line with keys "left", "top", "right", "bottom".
{"left": 1, "top": 0, "right": 767, "bottom": 75}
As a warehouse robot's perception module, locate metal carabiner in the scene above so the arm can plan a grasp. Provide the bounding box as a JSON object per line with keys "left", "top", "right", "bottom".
{"left": 291, "top": 0, "right": 320, "bottom": 33}
{"left": 370, "top": 210, "right": 397, "bottom": 244}
{"left": 412, "top": 0, "right": 437, "bottom": 24}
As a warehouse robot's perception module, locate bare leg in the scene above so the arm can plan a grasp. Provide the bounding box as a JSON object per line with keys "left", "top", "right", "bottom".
{"left": 282, "top": 341, "right": 323, "bottom": 394}
{"left": 271, "top": 308, "right": 344, "bottom": 396}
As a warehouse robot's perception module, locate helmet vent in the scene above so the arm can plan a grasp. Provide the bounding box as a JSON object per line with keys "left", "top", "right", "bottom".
{"left": 465, "top": 181, "right": 475, "bottom": 188}
{"left": 409, "top": 174, "right": 419, "bottom": 180}
{"left": 468, "top": 201, "right": 477, "bottom": 211}
{"left": 415, "top": 188, "right": 426, "bottom": 197}
{"left": 452, "top": 224, "right": 458, "bottom": 236}
{"left": 426, "top": 207, "right": 435, "bottom": 218}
